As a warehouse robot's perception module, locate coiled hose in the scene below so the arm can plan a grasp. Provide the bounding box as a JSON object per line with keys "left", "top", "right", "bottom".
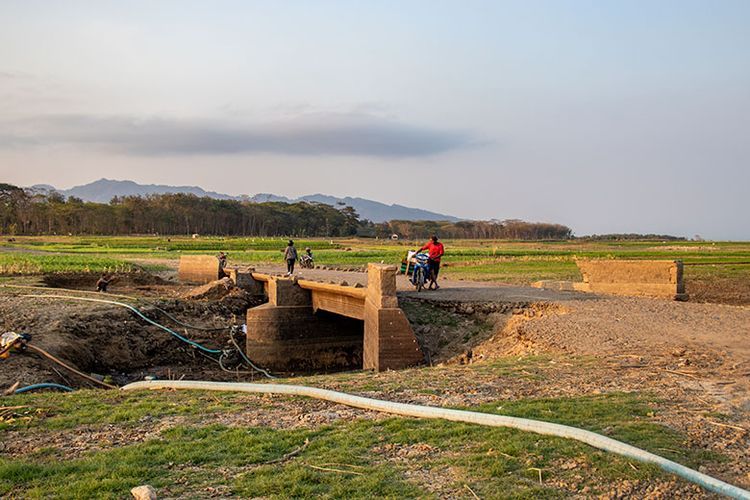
{"left": 122, "top": 380, "right": 750, "bottom": 499}
{"left": 21, "top": 294, "right": 222, "bottom": 355}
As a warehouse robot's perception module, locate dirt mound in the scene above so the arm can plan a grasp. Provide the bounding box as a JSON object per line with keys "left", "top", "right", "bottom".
{"left": 181, "top": 277, "right": 235, "bottom": 300}
{"left": 43, "top": 271, "right": 168, "bottom": 290}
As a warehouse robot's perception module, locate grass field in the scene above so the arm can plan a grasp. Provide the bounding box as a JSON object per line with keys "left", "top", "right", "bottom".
{"left": 2, "top": 235, "right": 749, "bottom": 278}
{"left": 0, "top": 358, "right": 723, "bottom": 498}
{"left": 2, "top": 236, "right": 749, "bottom": 303}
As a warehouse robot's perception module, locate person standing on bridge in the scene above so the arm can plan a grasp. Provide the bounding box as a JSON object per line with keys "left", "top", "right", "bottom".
{"left": 417, "top": 235, "right": 445, "bottom": 290}
{"left": 284, "top": 240, "right": 298, "bottom": 276}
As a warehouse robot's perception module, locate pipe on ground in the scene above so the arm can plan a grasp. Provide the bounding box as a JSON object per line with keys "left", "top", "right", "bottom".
{"left": 122, "top": 380, "right": 750, "bottom": 499}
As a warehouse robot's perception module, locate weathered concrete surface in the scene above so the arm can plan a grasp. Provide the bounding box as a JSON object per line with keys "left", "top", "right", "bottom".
{"left": 309, "top": 289, "right": 365, "bottom": 320}
{"left": 576, "top": 259, "right": 686, "bottom": 300}
{"left": 245, "top": 263, "right": 423, "bottom": 372}
{"left": 226, "top": 268, "right": 265, "bottom": 295}
{"left": 298, "top": 279, "right": 367, "bottom": 320}
{"left": 178, "top": 255, "right": 220, "bottom": 284}
{"left": 246, "top": 304, "right": 363, "bottom": 372}
{"left": 532, "top": 261, "right": 687, "bottom": 300}
{"left": 268, "top": 278, "right": 312, "bottom": 307}
{"left": 363, "top": 264, "right": 423, "bottom": 371}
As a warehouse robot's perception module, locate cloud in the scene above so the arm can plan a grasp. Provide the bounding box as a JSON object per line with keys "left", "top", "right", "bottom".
{"left": 0, "top": 112, "right": 474, "bottom": 158}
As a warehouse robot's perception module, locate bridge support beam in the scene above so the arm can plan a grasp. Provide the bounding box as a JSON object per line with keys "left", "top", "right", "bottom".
{"left": 246, "top": 278, "right": 363, "bottom": 372}
{"left": 363, "top": 264, "right": 423, "bottom": 371}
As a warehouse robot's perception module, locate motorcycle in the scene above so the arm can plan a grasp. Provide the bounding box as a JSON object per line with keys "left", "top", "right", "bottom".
{"left": 299, "top": 253, "right": 315, "bottom": 269}
{"left": 409, "top": 252, "right": 432, "bottom": 292}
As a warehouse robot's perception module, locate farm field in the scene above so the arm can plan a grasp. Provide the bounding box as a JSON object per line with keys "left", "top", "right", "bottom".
{"left": 2, "top": 235, "right": 749, "bottom": 304}
{"left": 1, "top": 236, "right": 749, "bottom": 497}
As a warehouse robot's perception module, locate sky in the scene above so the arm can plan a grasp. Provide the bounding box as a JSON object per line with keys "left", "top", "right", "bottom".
{"left": 0, "top": 0, "right": 748, "bottom": 239}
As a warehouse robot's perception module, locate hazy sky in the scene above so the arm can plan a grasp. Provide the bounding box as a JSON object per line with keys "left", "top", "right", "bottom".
{"left": 1, "top": 1, "right": 748, "bottom": 239}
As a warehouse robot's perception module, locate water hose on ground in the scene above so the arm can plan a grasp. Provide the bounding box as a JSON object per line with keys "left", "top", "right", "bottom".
{"left": 21, "top": 294, "right": 222, "bottom": 355}
{"left": 14, "top": 383, "right": 74, "bottom": 394}
{"left": 24, "top": 344, "right": 117, "bottom": 389}
{"left": 16, "top": 293, "right": 275, "bottom": 379}
{"left": 228, "top": 327, "right": 276, "bottom": 379}
{"left": 122, "top": 380, "right": 750, "bottom": 499}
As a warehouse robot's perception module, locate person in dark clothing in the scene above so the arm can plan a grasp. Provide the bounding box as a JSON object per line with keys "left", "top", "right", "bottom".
{"left": 284, "top": 240, "right": 298, "bottom": 276}
{"left": 417, "top": 235, "right": 445, "bottom": 290}
{"left": 217, "top": 252, "right": 228, "bottom": 279}
{"left": 96, "top": 274, "right": 113, "bottom": 292}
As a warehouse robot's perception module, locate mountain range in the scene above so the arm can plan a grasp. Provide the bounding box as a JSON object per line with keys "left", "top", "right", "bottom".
{"left": 31, "top": 179, "right": 460, "bottom": 223}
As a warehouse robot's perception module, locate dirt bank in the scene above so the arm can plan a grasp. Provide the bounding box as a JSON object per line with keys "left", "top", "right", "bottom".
{"left": 0, "top": 289, "right": 264, "bottom": 389}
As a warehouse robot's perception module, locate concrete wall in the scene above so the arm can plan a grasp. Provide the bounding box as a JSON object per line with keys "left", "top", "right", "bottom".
{"left": 576, "top": 259, "right": 686, "bottom": 300}
{"left": 247, "top": 302, "right": 363, "bottom": 372}
{"left": 178, "top": 255, "right": 220, "bottom": 284}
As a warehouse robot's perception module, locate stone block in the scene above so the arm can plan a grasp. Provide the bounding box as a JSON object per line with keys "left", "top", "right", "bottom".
{"left": 178, "top": 255, "right": 220, "bottom": 284}
{"left": 268, "top": 278, "right": 312, "bottom": 306}
{"left": 575, "top": 260, "right": 686, "bottom": 300}
{"left": 366, "top": 263, "right": 398, "bottom": 309}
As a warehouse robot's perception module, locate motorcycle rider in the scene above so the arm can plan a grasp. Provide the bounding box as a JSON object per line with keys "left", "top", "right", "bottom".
{"left": 301, "top": 247, "right": 314, "bottom": 267}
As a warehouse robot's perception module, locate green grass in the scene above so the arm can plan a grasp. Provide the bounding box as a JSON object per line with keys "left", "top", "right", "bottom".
{"left": 0, "top": 254, "right": 144, "bottom": 275}
{"left": 0, "top": 387, "right": 721, "bottom": 498}
{"left": 2, "top": 236, "right": 749, "bottom": 291}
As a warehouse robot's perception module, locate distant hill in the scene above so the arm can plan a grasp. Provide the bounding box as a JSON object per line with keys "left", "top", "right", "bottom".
{"left": 37, "top": 179, "right": 460, "bottom": 223}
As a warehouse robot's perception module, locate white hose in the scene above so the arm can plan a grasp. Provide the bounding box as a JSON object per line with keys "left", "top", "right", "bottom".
{"left": 122, "top": 380, "right": 750, "bottom": 499}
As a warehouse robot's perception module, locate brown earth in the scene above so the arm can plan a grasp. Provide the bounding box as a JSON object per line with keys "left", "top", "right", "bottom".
{"left": 1, "top": 268, "right": 750, "bottom": 495}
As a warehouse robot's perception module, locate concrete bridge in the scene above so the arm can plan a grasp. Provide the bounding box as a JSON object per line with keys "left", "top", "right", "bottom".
{"left": 179, "top": 256, "right": 423, "bottom": 372}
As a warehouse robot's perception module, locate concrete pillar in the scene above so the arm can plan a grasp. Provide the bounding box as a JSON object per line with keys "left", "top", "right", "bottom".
{"left": 226, "top": 268, "right": 265, "bottom": 295}
{"left": 246, "top": 304, "right": 363, "bottom": 372}
{"left": 246, "top": 277, "right": 363, "bottom": 372}
{"left": 268, "top": 278, "right": 312, "bottom": 306}
{"left": 363, "top": 264, "right": 423, "bottom": 371}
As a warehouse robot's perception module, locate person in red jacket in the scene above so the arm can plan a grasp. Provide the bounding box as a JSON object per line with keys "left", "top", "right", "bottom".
{"left": 417, "top": 235, "right": 445, "bottom": 290}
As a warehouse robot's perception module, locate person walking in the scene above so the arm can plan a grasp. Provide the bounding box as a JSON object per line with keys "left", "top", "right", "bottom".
{"left": 284, "top": 240, "right": 298, "bottom": 276}
{"left": 417, "top": 235, "right": 445, "bottom": 290}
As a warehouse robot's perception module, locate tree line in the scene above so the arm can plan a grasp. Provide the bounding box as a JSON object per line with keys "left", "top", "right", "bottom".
{"left": 0, "top": 185, "right": 359, "bottom": 237}
{"left": 370, "top": 219, "right": 573, "bottom": 240}
{"left": 0, "top": 183, "right": 574, "bottom": 239}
